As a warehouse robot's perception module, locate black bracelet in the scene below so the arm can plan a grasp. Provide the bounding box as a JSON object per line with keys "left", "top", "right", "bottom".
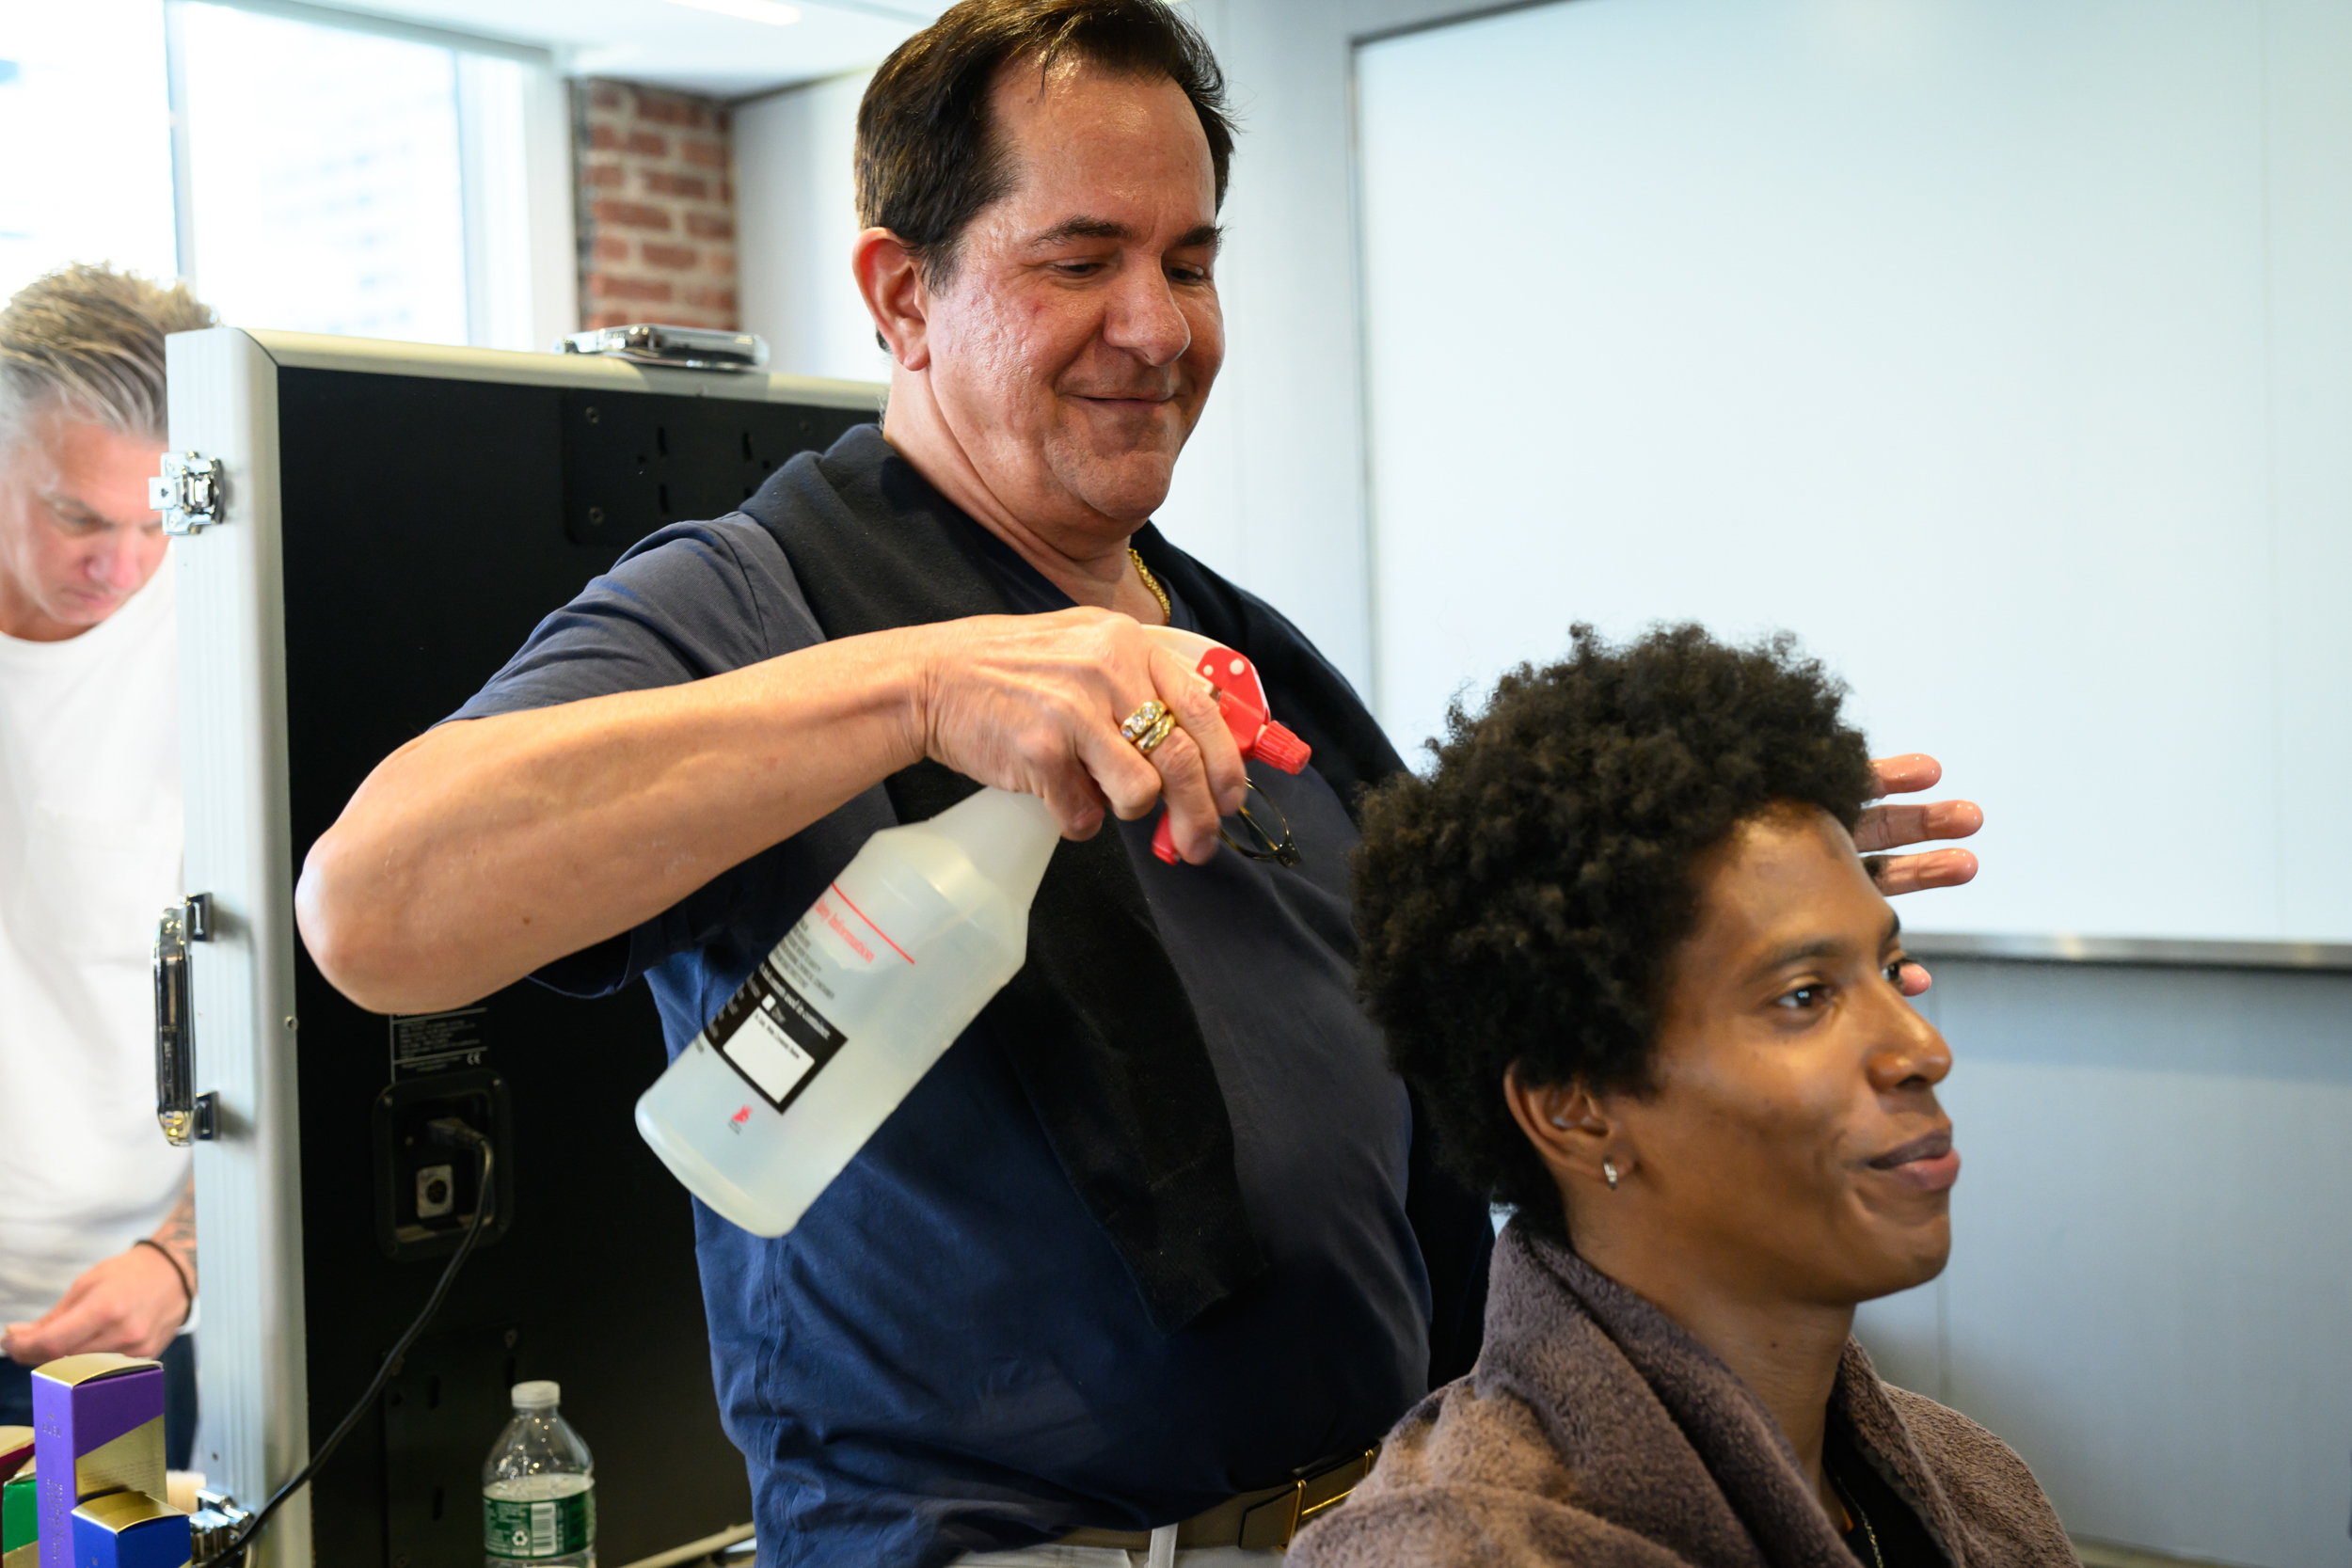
{"left": 134, "top": 1237, "right": 194, "bottom": 1324}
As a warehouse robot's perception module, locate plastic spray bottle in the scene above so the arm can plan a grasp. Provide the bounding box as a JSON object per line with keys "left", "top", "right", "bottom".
{"left": 633, "top": 628, "right": 1310, "bottom": 1236}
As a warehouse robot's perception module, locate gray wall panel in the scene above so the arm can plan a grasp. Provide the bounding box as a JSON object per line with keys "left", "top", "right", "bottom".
{"left": 1858, "top": 958, "right": 2352, "bottom": 1566}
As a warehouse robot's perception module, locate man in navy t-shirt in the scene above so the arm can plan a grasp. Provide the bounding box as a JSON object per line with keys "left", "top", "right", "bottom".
{"left": 302, "top": 8, "right": 1458, "bottom": 1561}
{"left": 432, "top": 430, "right": 1436, "bottom": 1563}
{"left": 295, "top": 4, "right": 1981, "bottom": 1563}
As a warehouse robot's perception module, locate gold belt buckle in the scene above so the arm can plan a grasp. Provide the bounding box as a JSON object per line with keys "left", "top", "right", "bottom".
{"left": 1236, "top": 1445, "right": 1379, "bottom": 1549}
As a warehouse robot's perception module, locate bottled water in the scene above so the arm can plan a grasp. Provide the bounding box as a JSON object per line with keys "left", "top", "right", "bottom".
{"left": 635, "top": 786, "right": 1058, "bottom": 1236}
{"left": 483, "top": 1381, "right": 595, "bottom": 1568}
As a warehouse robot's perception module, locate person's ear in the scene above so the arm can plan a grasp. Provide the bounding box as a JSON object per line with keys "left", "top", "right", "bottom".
{"left": 852, "top": 228, "right": 930, "bottom": 372}
{"left": 1503, "top": 1066, "right": 1631, "bottom": 1194}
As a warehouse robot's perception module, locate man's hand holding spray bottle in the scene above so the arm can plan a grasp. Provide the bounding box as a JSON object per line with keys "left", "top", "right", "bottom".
{"left": 634, "top": 626, "right": 1311, "bottom": 1235}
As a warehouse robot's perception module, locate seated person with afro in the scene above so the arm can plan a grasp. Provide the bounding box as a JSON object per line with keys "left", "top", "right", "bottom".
{"left": 1291, "top": 626, "right": 2074, "bottom": 1568}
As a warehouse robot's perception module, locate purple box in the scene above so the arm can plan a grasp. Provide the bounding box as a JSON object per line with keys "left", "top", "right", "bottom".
{"left": 28, "top": 1356, "right": 166, "bottom": 1568}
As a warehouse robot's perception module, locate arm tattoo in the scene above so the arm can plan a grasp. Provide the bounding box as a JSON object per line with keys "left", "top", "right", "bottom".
{"left": 151, "top": 1175, "right": 198, "bottom": 1291}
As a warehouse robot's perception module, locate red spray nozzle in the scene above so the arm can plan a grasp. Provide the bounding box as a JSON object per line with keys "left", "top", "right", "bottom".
{"left": 1249, "top": 720, "right": 1310, "bottom": 775}
{"left": 1204, "top": 687, "right": 1309, "bottom": 777}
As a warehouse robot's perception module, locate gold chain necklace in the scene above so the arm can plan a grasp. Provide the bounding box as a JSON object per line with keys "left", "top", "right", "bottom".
{"left": 1128, "top": 546, "right": 1170, "bottom": 625}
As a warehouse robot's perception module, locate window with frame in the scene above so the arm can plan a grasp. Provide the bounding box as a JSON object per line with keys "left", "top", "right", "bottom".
{"left": 170, "top": 2, "right": 548, "bottom": 349}
{"left": 0, "top": 1, "right": 557, "bottom": 348}
{"left": 0, "top": 0, "right": 181, "bottom": 304}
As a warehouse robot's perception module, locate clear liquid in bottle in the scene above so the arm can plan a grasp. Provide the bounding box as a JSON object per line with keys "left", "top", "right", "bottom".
{"left": 635, "top": 787, "right": 1059, "bottom": 1235}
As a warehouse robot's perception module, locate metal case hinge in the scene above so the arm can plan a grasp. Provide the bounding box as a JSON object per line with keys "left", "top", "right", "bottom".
{"left": 188, "top": 1488, "right": 253, "bottom": 1565}
{"left": 150, "top": 451, "right": 224, "bottom": 535}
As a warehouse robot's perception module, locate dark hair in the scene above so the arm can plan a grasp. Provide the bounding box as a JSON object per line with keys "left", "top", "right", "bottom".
{"left": 1351, "top": 624, "right": 1878, "bottom": 1236}
{"left": 855, "top": 0, "right": 1236, "bottom": 285}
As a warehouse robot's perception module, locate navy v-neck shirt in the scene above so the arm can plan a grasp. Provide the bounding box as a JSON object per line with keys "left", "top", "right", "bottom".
{"left": 449, "top": 432, "right": 1429, "bottom": 1567}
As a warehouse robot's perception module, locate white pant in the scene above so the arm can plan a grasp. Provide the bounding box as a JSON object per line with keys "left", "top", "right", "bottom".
{"left": 956, "top": 1545, "right": 1280, "bottom": 1567}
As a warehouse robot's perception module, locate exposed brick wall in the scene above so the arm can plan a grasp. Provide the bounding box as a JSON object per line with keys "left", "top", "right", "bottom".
{"left": 574, "top": 80, "right": 739, "bottom": 332}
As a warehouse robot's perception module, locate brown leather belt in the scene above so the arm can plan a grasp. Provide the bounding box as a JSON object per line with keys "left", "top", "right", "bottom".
{"left": 1057, "top": 1447, "right": 1379, "bottom": 1552}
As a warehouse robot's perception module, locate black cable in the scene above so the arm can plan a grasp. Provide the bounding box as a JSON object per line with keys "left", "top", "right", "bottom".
{"left": 204, "top": 1122, "right": 496, "bottom": 1567}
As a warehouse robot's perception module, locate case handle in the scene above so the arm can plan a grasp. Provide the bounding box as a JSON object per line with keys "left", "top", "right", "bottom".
{"left": 154, "top": 895, "right": 217, "bottom": 1147}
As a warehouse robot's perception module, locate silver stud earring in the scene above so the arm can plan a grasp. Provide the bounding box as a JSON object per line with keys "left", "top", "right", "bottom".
{"left": 1602, "top": 1159, "right": 1620, "bottom": 1192}
{"left": 1549, "top": 1116, "right": 1571, "bottom": 1130}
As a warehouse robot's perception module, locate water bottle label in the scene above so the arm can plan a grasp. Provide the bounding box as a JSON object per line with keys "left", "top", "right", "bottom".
{"left": 484, "top": 1488, "right": 594, "bottom": 1558}
{"left": 707, "top": 916, "right": 857, "bottom": 1113}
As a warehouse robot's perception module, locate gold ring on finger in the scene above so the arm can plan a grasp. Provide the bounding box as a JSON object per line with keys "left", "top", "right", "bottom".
{"left": 1120, "top": 700, "right": 1168, "bottom": 745}
{"left": 1135, "top": 710, "right": 1178, "bottom": 755}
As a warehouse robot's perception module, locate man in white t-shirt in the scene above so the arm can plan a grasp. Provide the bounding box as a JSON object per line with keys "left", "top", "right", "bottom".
{"left": 0, "top": 265, "right": 215, "bottom": 1467}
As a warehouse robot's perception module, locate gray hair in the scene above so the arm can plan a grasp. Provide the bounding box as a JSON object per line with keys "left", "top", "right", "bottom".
{"left": 0, "top": 264, "right": 216, "bottom": 455}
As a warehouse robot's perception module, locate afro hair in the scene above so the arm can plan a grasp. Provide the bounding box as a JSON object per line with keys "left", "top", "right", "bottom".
{"left": 1351, "top": 623, "right": 1878, "bottom": 1236}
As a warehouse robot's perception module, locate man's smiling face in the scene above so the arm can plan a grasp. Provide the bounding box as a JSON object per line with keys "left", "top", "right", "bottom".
{"left": 0, "top": 410, "right": 168, "bottom": 641}
{"left": 919, "top": 55, "right": 1224, "bottom": 535}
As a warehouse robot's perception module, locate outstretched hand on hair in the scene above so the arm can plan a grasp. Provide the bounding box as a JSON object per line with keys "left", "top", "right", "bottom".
{"left": 1858, "top": 752, "right": 1984, "bottom": 996}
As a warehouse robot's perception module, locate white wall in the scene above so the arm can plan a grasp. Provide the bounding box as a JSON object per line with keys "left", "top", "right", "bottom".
{"left": 1354, "top": 0, "right": 2352, "bottom": 946}
{"left": 456, "top": 55, "right": 578, "bottom": 353}
{"left": 1147, "top": 0, "right": 1375, "bottom": 684}
{"left": 736, "top": 69, "right": 892, "bottom": 387}
{"left": 521, "top": 59, "right": 580, "bottom": 353}
{"left": 1156, "top": 0, "right": 1517, "bottom": 695}
{"left": 1346, "top": 12, "right": 2352, "bottom": 1560}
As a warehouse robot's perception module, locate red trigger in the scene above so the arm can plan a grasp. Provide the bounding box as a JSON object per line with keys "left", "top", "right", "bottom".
{"left": 1197, "top": 648, "right": 1267, "bottom": 713}
{"left": 1152, "top": 643, "right": 1311, "bottom": 864}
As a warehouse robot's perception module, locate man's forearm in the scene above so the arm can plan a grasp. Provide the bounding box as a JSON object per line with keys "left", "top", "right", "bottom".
{"left": 296, "top": 628, "right": 930, "bottom": 1015}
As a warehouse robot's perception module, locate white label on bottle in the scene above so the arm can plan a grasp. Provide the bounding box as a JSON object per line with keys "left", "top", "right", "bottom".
{"left": 707, "top": 927, "right": 850, "bottom": 1113}
{"left": 704, "top": 883, "right": 911, "bottom": 1115}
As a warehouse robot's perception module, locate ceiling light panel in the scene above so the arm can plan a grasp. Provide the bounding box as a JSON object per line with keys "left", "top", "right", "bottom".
{"left": 661, "top": 0, "right": 802, "bottom": 25}
{"left": 283, "top": 1, "right": 949, "bottom": 98}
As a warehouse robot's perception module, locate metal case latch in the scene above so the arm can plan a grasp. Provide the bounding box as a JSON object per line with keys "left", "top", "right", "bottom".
{"left": 151, "top": 451, "right": 224, "bottom": 535}
{"left": 557, "top": 324, "right": 770, "bottom": 372}
{"left": 155, "top": 894, "right": 218, "bottom": 1146}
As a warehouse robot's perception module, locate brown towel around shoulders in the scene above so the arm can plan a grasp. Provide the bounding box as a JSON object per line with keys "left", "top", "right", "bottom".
{"left": 1291, "top": 1223, "right": 2077, "bottom": 1568}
